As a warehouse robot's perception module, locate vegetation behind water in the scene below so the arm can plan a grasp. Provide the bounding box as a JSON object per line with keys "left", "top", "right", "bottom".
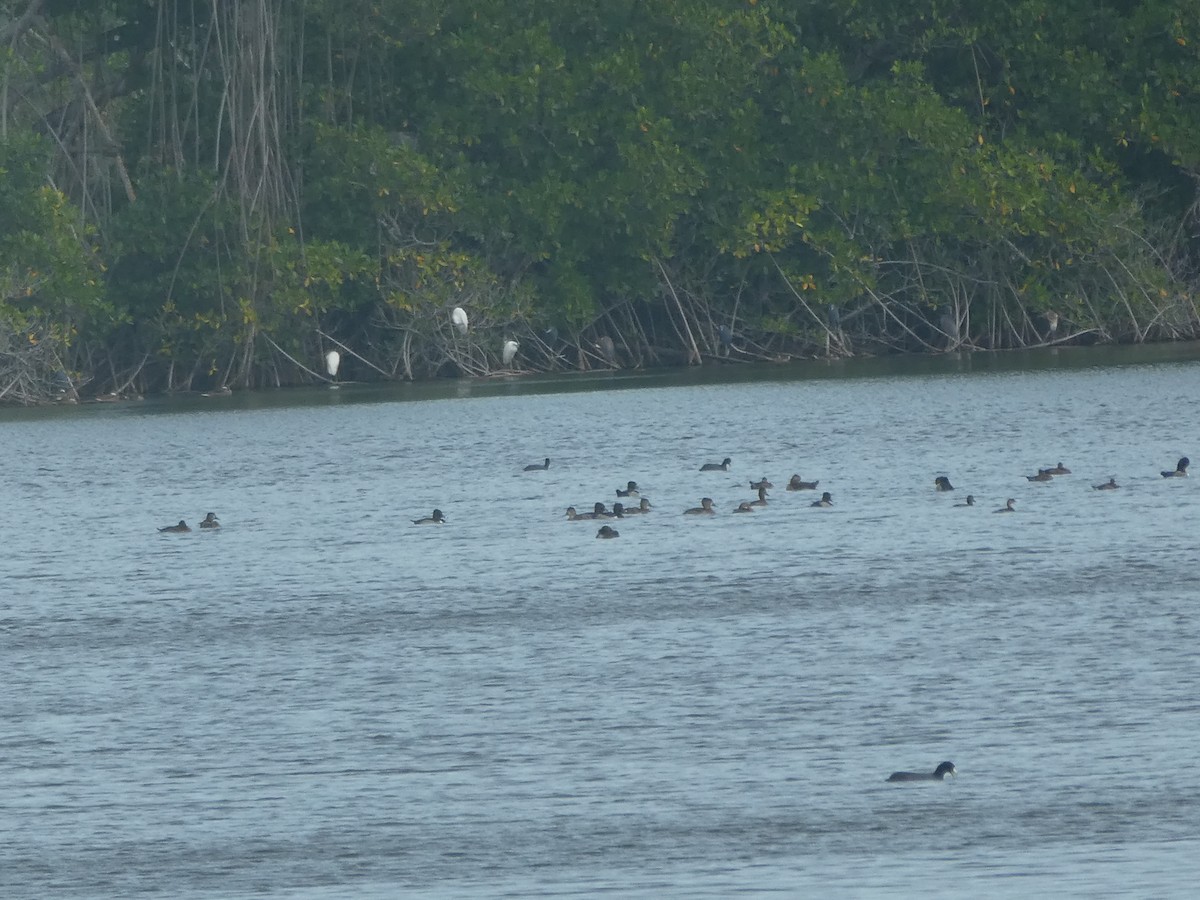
{"left": 1, "top": 0, "right": 1198, "bottom": 402}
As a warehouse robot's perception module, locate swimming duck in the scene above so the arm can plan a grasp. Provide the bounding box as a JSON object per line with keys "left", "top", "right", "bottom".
{"left": 616, "top": 481, "right": 640, "bottom": 497}
{"left": 159, "top": 520, "right": 191, "bottom": 533}
{"left": 749, "top": 486, "right": 769, "bottom": 507}
{"left": 1026, "top": 469, "right": 1053, "bottom": 482}
{"left": 199, "top": 512, "right": 220, "bottom": 529}
{"left": 684, "top": 497, "right": 716, "bottom": 515}
{"left": 1093, "top": 477, "right": 1119, "bottom": 490}
{"left": 524, "top": 457, "right": 551, "bottom": 471}
{"left": 786, "top": 475, "right": 819, "bottom": 491}
{"left": 1046, "top": 462, "right": 1071, "bottom": 475}
{"left": 413, "top": 508, "right": 446, "bottom": 525}
{"left": 596, "top": 525, "right": 620, "bottom": 539}
{"left": 995, "top": 498, "right": 1016, "bottom": 512}
{"left": 733, "top": 501, "right": 755, "bottom": 513}
{"left": 621, "top": 498, "right": 652, "bottom": 515}
{"left": 954, "top": 494, "right": 976, "bottom": 507}
{"left": 887, "top": 761, "right": 956, "bottom": 782}
{"left": 1161, "top": 456, "right": 1189, "bottom": 478}
{"left": 811, "top": 491, "right": 833, "bottom": 508}
{"left": 565, "top": 506, "right": 585, "bottom": 520}
{"left": 699, "top": 457, "right": 732, "bottom": 472}
{"left": 934, "top": 475, "right": 954, "bottom": 491}
{"left": 591, "top": 501, "right": 615, "bottom": 519}
{"left": 611, "top": 502, "right": 626, "bottom": 518}
{"left": 749, "top": 477, "right": 773, "bottom": 490}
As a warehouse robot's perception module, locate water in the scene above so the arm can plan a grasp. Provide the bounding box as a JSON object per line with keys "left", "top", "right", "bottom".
{"left": 3, "top": 346, "right": 1200, "bottom": 897}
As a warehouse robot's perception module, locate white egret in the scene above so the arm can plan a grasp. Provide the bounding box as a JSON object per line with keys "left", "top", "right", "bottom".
{"left": 451, "top": 307, "right": 469, "bottom": 334}
{"left": 325, "top": 350, "right": 341, "bottom": 377}
{"left": 502, "top": 339, "right": 519, "bottom": 366}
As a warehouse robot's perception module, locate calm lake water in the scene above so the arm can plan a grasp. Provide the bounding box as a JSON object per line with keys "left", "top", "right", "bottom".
{"left": 3, "top": 344, "right": 1200, "bottom": 898}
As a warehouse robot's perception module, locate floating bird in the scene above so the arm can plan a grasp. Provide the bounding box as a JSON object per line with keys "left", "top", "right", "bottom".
{"left": 590, "top": 502, "right": 614, "bottom": 519}
{"left": 1026, "top": 469, "right": 1053, "bottom": 482}
{"left": 787, "top": 475, "right": 819, "bottom": 491}
{"left": 596, "top": 525, "right": 620, "bottom": 539}
{"left": 700, "top": 457, "right": 731, "bottom": 472}
{"left": 611, "top": 503, "right": 626, "bottom": 518}
{"left": 684, "top": 497, "right": 716, "bottom": 515}
{"left": 616, "top": 481, "right": 639, "bottom": 497}
{"left": 750, "top": 486, "right": 769, "bottom": 507}
{"left": 811, "top": 491, "right": 834, "bottom": 508}
{"left": 935, "top": 475, "right": 954, "bottom": 491}
{"left": 502, "top": 339, "right": 519, "bottom": 366}
{"left": 1161, "top": 456, "right": 1189, "bottom": 478}
{"left": 565, "top": 506, "right": 583, "bottom": 520}
{"left": 199, "top": 512, "right": 220, "bottom": 529}
{"left": 159, "top": 520, "right": 191, "bottom": 533}
{"left": 887, "top": 761, "right": 956, "bottom": 783}
{"left": 750, "top": 477, "right": 773, "bottom": 490}
{"left": 995, "top": 498, "right": 1017, "bottom": 512}
{"left": 451, "top": 307, "right": 469, "bottom": 334}
{"left": 1046, "top": 461, "right": 1071, "bottom": 475}
{"left": 733, "top": 501, "right": 754, "bottom": 513}
{"left": 954, "top": 495, "right": 976, "bottom": 507}
{"left": 621, "top": 498, "right": 652, "bottom": 515}
{"left": 524, "top": 457, "right": 550, "bottom": 471}
{"left": 413, "top": 509, "right": 446, "bottom": 525}
{"left": 1093, "top": 477, "right": 1119, "bottom": 490}
{"left": 325, "top": 350, "right": 341, "bottom": 378}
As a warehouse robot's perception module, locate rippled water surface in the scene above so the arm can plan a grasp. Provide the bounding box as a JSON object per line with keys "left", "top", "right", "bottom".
{"left": 4, "top": 346, "right": 1200, "bottom": 897}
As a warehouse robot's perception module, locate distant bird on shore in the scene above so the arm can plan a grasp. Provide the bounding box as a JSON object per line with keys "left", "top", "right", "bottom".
{"left": 1161, "top": 456, "right": 1189, "bottom": 478}
{"left": 887, "top": 761, "right": 956, "bottom": 783}
{"left": 451, "top": 307, "right": 469, "bottom": 334}
{"left": 524, "top": 457, "right": 550, "bottom": 471}
{"left": 502, "top": 339, "right": 519, "bottom": 367}
{"left": 700, "top": 457, "right": 731, "bottom": 472}
{"left": 159, "top": 520, "right": 190, "bottom": 533}
{"left": 413, "top": 509, "right": 446, "bottom": 525}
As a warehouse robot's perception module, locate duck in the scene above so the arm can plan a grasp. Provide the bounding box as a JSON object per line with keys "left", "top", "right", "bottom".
{"left": 611, "top": 502, "right": 627, "bottom": 518}
{"left": 596, "top": 525, "right": 620, "bottom": 539}
{"left": 887, "top": 761, "right": 956, "bottom": 783}
{"left": 1026, "top": 469, "right": 1053, "bottom": 482}
{"left": 995, "top": 498, "right": 1016, "bottom": 513}
{"left": 810, "top": 491, "right": 833, "bottom": 508}
{"left": 684, "top": 497, "right": 716, "bottom": 515}
{"left": 199, "top": 512, "right": 220, "bottom": 529}
{"left": 733, "top": 501, "right": 755, "bottom": 513}
{"left": 1093, "top": 477, "right": 1119, "bottom": 491}
{"left": 616, "top": 481, "right": 640, "bottom": 497}
{"left": 565, "top": 506, "right": 585, "bottom": 520}
{"left": 1046, "top": 461, "right": 1071, "bottom": 475}
{"left": 786, "top": 475, "right": 819, "bottom": 491}
{"left": 954, "top": 494, "right": 976, "bottom": 507}
{"left": 523, "top": 457, "right": 551, "bottom": 471}
{"left": 413, "top": 508, "right": 446, "bottom": 525}
{"left": 621, "top": 498, "right": 652, "bottom": 515}
{"left": 699, "top": 457, "right": 732, "bottom": 472}
{"left": 158, "top": 520, "right": 191, "bottom": 533}
{"left": 749, "top": 486, "right": 769, "bottom": 507}
{"left": 591, "top": 501, "right": 616, "bottom": 519}
{"left": 934, "top": 475, "right": 954, "bottom": 491}
{"left": 749, "top": 477, "right": 773, "bottom": 490}
{"left": 1161, "top": 456, "right": 1189, "bottom": 478}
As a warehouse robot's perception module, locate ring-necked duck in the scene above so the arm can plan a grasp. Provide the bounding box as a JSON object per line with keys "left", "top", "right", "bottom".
{"left": 1161, "top": 456, "right": 1189, "bottom": 478}
{"left": 750, "top": 477, "right": 773, "bottom": 490}
{"left": 413, "top": 508, "right": 446, "bottom": 524}
{"left": 684, "top": 497, "right": 716, "bottom": 515}
{"left": 611, "top": 502, "right": 626, "bottom": 518}
{"left": 935, "top": 475, "right": 954, "bottom": 491}
{"left": 1026, "top": 469, "right": 1053, "bottom": 482}
{"left": 616, "top": 481, "right": 640, "bottom": 497}
{"left": 786, "top": 475, "right": 819, "bottom": 491}
{"left": 733, "top": 501, "right": 755, "bottom": 513}
{"left": 954, "top": 494, "right": 975, "bottom": 507}
{"left": 887, "top": 761, "right": 956, "bottom": 782}
{"left": 995, "top": 498, "right": 1016, "bottom": 512}
{"left": 621, "top": 497, "right": 652, "bottom": 515}
{"left": 565, "top": 506, "right": 584, "bottom": 520}
{"left": 591, "top": 501, "right": 615, "bottom": 519}
{"left": 159, "top": 520, "right": 191, "bottom": 533}
{"left": 700, "top": 457, "right": 732, "bottom": 472}
{"left": 199, "top": 512, "right": 220, "bottom": 528}
{"left": 596, "top": 525, "right": 620, "bottom": 539}
{"left": 811, "top": 491, "right": 833, "bottom": 508}
{"left": 1046, "top": 461, "right": 1071, "bottom": 475}
{"left": 749, "top": 486, "right": 769, "bottom": 507}
{"left": 1093, "top": 477, "right": 1119, "bottom": 490}
{"left": 524, "top": 457, "right": 551, "bottom": 471}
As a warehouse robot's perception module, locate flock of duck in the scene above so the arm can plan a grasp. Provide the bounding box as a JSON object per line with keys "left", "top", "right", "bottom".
{"left": 156, "top": 454, "right": 1189, "bottom": 536}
